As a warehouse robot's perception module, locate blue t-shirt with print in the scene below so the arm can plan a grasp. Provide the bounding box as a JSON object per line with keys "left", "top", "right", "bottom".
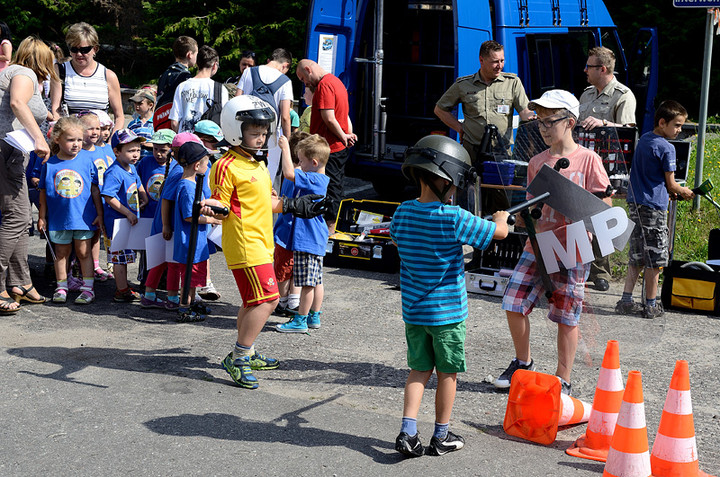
{"left": 626, "top": 132, "right": 676, "bottom": 211}
{"left": 288, "top": 170, "right": 329, "bottom": 256}
{"left": 102, "top": 161, "right": 142, "bottom": 238}
{"left": 39, "top": 154, "right": 99, "bottom": 232}
{"left": 273, "top": 176, "right": 296, "bottom": 250}
{"left": 173, "top": 178, "right": 209, "bottom": 264}
{"left": 78, "top": 147, "right": 111, "bottom": 188}
{"left": 138, "top": 156, "right": 174, "bottom": 219}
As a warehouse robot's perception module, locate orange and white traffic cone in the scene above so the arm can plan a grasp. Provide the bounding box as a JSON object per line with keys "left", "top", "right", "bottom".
{"left": 650, "top": 360, "right": 716, "bottom": 477}
{"left": 567, "top": 339, "right": 625, "bottom": 462}
{"left": 603, "top": 370, "right": 651, "bottom": 477}
{"left": 504, "top": 370, "right": 591, "bottom": 445}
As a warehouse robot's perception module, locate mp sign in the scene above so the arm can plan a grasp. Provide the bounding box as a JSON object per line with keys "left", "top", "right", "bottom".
{"left": 673, "top": 0, "right": 720, "bottom": 7}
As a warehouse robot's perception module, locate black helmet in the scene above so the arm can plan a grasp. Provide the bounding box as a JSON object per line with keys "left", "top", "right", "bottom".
{"left": 402, "top": 135, "right": 477, "bottom": 195}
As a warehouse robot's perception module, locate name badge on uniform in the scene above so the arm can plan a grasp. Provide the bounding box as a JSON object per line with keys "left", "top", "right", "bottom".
{"left": 497, "top": 104, "right": 510, "bottom": 114}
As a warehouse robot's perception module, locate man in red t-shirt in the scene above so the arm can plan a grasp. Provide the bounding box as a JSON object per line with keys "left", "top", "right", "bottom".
{"left": 296, "top": 59, "right": 357, "bottom": 234}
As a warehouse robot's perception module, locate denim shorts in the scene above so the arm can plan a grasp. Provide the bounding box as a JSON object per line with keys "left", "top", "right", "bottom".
{"left": 48, "top": 229, "right": 95, "bottom": 245}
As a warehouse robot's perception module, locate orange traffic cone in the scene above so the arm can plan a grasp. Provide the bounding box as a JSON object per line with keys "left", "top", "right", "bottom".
{"left": 503, "top": 370, "right": 591, "bottom": 445}
{"left": 603, "top": 370, "right": 651, "bottom": 477}
{"left": 567, "top": 339, "right": 625, "bottom": 462}
{"left": 651, "top": 360, "right": 716, "bottom": 477}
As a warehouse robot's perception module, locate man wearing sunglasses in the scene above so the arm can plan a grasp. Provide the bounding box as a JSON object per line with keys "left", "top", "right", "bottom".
{"left": 578, "top": 46, "right": 636, "bottom": 292}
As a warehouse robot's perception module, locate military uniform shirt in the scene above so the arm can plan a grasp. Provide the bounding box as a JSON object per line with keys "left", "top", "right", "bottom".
{"left": 578, "top": 77, "right": 636, "bottom": 126}
{"left": 436, "top": 71, "right": 529, "bottom": 147}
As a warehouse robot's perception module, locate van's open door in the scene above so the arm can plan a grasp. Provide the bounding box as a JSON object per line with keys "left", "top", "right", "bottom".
{"left": 627, "top": 27, "right": 659, "bottom": 134}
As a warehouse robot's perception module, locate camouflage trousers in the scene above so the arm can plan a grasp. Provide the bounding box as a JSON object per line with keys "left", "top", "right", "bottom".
{"left": 627, "top": 203, "right": 669, "bottom": 268}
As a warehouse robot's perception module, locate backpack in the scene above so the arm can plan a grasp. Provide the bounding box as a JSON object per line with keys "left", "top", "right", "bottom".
{"left": 249, "top": 66, "right": 290, "bottom": 123}
{"left": 199, "top": 80, "right": 224, "bottom": 126}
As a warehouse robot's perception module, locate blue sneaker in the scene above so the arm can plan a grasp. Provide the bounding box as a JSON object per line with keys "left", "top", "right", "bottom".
{"left": 307, "top": 310, "right": 322, "bottom": 329}
{"left": 221, "top": 353, "right": 259, "bottom": 389}
{"left": 248, "top": 352, "right": 280, "bottom": 370}
{"left": 275, "top": 314, "right": 308, "bottom": 333}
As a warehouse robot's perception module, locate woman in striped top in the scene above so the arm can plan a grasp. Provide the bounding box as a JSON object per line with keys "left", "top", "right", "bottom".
{"left": 49, "top": 22, "right": 124, "bottom": 131}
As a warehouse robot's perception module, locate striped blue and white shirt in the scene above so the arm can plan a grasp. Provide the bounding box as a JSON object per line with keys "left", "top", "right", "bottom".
{"left": 390, "top": 200, "right": 496, "bottom": 326}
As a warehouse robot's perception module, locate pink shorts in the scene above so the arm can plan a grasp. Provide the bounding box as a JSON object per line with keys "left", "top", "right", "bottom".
{"left": 232, "top": 263, "right": 279, "bottom": 308}
{"left": 501, "top": 251, "right": 589, "bottom": 326}
{"left": 273, "top": 244, "right": 294, "bottom": 282}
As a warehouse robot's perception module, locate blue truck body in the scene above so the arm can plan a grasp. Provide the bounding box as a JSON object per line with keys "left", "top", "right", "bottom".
{"left": 305, "top": 0, "right": 657, "bottom": 191}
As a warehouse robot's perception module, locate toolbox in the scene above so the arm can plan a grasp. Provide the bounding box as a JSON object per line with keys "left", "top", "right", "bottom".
{"left": 324, "top": 199, "right": 400, "bottom": 273}
{"left": 661, "top": 260, "right": 720, "bottom": 315}
{"left": 466, "top": 231, "right": 527, "bottom": 296}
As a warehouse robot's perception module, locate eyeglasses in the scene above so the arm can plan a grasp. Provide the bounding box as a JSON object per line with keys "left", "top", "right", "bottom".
{"left": 537, "top": 116, "right": 569, "bottom": 129}
{"left": 70, "top": 45, "right": 94, "bottom": 54}
{"left": 585, "top": 63, "right": 603, "bottom": 69}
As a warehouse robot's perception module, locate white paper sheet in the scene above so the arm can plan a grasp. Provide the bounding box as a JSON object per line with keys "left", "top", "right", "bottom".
{"left": 3, "top": 129, "right": 35, "bottom": 154}
{"left": 208, "top": 224, "right": 223, "bottom": 248}
{"left": 110, "top": 218, "right": 153, "bottom": 251}
{"left": 145, "top": 233, "right": 175, "bottom": 269}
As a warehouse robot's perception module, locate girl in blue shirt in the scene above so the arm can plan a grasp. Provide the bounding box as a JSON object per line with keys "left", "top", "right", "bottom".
{"left": 38, "top": 116, "right": 104, "bottom": 305}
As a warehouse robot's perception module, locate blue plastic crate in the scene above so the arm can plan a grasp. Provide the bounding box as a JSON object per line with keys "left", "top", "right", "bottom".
{"left": 482, "top": 161, "right": 515, "bottom": 185}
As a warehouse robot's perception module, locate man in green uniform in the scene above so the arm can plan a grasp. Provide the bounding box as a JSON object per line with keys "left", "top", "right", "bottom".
{"left": 579, "top": 46, "right": 637, "bottom": 292}
{"left": 434, "top": 40, "right": 535, "bottom": 215}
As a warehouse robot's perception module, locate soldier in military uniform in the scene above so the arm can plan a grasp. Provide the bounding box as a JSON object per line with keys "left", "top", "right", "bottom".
{"left": 434, "top": 40, "right": 535, "bottom": 215}
{"left": 579, "top": 46, "right": 637, "bottom": 291}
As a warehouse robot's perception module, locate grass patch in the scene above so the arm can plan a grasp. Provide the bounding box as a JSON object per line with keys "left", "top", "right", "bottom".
{"left": 610, "top": 133, "right": 720, "bottom": 279}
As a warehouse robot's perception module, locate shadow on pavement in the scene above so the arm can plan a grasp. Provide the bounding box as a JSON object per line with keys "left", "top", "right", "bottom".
{"left": 6, "top": 346, "right": 217, "bottom": 387}
{"left": 144, "top": 394, "right": 403, "bottom": 464}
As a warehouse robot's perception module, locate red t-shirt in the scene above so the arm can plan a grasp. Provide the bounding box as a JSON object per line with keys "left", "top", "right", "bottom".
{"left": 310, "top": 74, "right": 350, "bottom": 153}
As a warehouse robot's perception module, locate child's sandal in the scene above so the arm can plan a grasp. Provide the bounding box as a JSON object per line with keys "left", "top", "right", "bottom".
{"left": 176, "top": 307, "right": 206, "bottom": 323}
{"left": 52, "top": 288, "right": 68, "bottom": 304}
{"left": 190, "top": 301, "right": 212, "bottom": 315}
{"left": 74, "top": 289, "right": 95, "bottom": 305}
{"left": 94, "top": 267, "right": 111, "bottom": 281}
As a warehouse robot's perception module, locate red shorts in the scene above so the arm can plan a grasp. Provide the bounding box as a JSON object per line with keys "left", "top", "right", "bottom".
{"left": 232, "top": 263, "right": 279, "bottom": 308}
{"left": 273, "top": 244, "right": 294, "bottom": 282}
{"left": 168, "top": 261, "right": 208, "bottom": 289}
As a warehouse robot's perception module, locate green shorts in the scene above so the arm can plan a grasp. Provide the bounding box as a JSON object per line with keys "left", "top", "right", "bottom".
{"left": 48, "top": 229, "right": 96, "bottom": 245}
{"left": 405, "top": 321, "right": 466, "bottom": 373}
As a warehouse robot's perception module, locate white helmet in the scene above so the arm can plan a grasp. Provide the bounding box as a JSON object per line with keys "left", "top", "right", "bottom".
{"left": 220, "top": 95, "right": 278, "bottom": 149}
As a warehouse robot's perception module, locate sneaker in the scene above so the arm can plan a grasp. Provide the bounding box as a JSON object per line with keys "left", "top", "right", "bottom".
{"left": 284, "top": 305, "right": 299, "bottom": 317}
{"left": 560, "top": 379, "right": 572, "bottom": 396}
{"left": 74, "top": 289, "right": 95, "bottom": 305}
{"left": 94, "top": 267, "right": 111, "bottom": 282}
{"left": 197, "top": 282, "right": 220, "bottom": 301}
{"left": 272, "top": 303, "right": 287, "bottom": 317}
{"left": 248, "top": 352, "right": 280, "bottom": 370}
{"left": 68, "top": 275, "right": 83, "bottom": 291}
{"left": 643, "top": 303, "right": 664, "bottom": 319}
{"left": 395, "top": 432, "right": 424, "bottom": 457}
{"left": 176, "top": 307, "right": 206, "bottom": 323}
{"left": 140, "top": 295, "right": 168, "bottom": 309}
{"left": 165, "top": 300, "right": 180, "bottom": 311}
{"left": 307, "top": 311, "right": 322, "bottom": 329}
{"left": 615, "top": 300, "right": 643, "bottom": 315}
{"left": 113, "top": 288, "right": 140, "bottom": 302}
{"left": 221, "top": 353, "right": 259, "bottom": 389}
{"left": 427, "top": 431, "right": 465, "bottom": 456}
{"left": 52, "top": 288, "right": 67, "bottom": 304}
{"left": 494, "top": 358, "right": 535, "bottom": 389}
{"left": 275, "top": 314, "right": 308, "bottom": 333}
{"left": 190, "top": 301, "right": 212, "bottom": 315}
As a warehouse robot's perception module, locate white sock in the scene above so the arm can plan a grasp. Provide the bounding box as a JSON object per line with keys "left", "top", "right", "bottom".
{"left": 287, "top": 293, "right": 300, "bottom": 309}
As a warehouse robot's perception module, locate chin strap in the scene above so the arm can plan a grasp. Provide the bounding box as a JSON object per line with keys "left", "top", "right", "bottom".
{"left": 429, "top": 181, "right": 453, "bottom": 204}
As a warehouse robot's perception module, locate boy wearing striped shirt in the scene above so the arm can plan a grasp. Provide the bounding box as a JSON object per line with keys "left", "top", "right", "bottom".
{"left": 390, "top": 135, "right": 509, "bottom": 457}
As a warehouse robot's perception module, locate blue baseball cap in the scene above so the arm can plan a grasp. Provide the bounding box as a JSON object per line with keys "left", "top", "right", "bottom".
{"left": 194, "top": 120, "right": 224, "bottom": 141}
{"left": 111, "top": 128, "right": 146, "bottom": 149}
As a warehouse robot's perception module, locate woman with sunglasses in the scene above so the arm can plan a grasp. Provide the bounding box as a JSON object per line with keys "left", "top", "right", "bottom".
{"left": 49, "top": 22, "right": 124, "bottom": 131}
{"left": 0, "top": 36, "right": 58, "bottom": 313}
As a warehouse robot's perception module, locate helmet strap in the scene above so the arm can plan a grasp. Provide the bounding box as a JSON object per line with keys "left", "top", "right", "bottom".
{"left": 428, "top": 179, "right": 453, "bottom": 204}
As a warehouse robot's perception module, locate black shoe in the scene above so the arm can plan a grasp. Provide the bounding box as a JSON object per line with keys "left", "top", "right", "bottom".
{"left": 593, "top": 279, "right": 610, "bottom": 291}
{"left": 427, "top": 431, "right": 465, "bottom": 456}
{"left": 560, "top": 379, "right": 572, "bottom": 396}
{"left": 494, "top": 358, "right": 535, "bottom": 389}
{"left": 395, "top": 432, "right": 423, "bottom": 457}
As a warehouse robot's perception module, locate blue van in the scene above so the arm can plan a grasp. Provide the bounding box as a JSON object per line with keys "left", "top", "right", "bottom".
{"left": 305, "top": 0, "right": 658, "bottom": 194}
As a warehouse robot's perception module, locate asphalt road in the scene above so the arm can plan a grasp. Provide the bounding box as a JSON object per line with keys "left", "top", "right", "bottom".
{"left": 1, "top": 178, "right": 719, "bottom": 476}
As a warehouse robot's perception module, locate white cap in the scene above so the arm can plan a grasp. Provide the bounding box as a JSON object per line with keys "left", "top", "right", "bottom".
{"left": 91, "top": 109, "right": 114, "bottom": 127}
{"left": 528, "top": 90, "right": 580, "bottom": 119}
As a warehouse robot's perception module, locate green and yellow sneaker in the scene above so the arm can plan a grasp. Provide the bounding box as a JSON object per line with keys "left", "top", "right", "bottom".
{"left": 221, "top": 353, "right": 259, "bottom": 389}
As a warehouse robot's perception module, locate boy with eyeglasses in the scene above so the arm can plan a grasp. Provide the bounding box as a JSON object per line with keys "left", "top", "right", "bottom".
{"left": 493, "top": 90, "right": 611, "bottom": 396}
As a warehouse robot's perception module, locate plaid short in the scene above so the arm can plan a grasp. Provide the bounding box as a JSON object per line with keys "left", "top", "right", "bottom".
{"left": 627, "top": 203, "right": 669, "bottom": 269}
{"left": 501, "top": 251, "right": 589, "bottom": 326}
{"left": 104, "top": 238, "right": 136, "bottom": 265}
{"left": 293, "top": 251, "right": 323, "bottom": 287}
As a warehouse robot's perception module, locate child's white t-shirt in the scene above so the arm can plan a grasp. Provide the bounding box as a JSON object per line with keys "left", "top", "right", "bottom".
{"left": 168, "top": 77, "right": 228, "bottom": 133}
